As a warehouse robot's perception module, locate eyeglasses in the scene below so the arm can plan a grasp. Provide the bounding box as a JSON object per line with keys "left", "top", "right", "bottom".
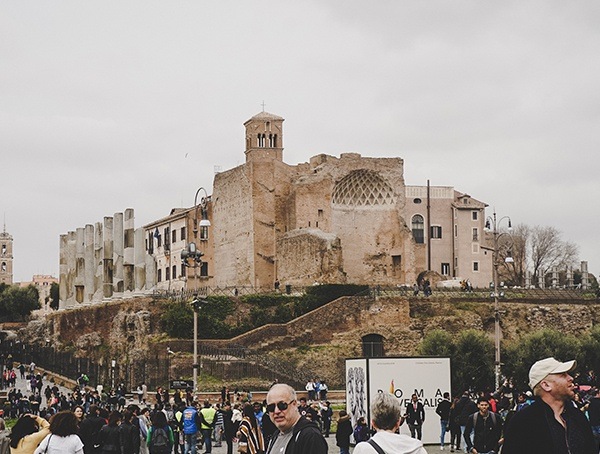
{"left": 266, "top": 400, "right": 295, "bottom": 413}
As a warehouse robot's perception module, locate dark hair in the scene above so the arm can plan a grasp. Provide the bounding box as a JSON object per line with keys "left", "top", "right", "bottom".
{"left": 122, "top": 410, "right": 133, "bottom": 424}
{"left": 242, "top": 403, "right": 259, "bottom": 430}
{"left": 108, "top": 411, "right": 122, "bottom": 426}
{"left": 151, "top": 410, "right": 168, "bottom": 428}
{"left": 88, "top": 405, "right": 100, "bottom": 416}
{"left": 477, "top": 397, "right": 489, "bottom": 404}
{"left": 50, "top": 411, "right": 79, "bottom": 436}
{"left": 9, "top": 415, "right": 42, "bottom": 448}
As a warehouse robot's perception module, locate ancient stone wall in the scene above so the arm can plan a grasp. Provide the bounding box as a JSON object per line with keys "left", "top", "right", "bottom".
{"left": 277, "top": 229, "right": 345, "bottom": 284}
{"left": 212, "top": 166, "right": 254, "bottom": 286}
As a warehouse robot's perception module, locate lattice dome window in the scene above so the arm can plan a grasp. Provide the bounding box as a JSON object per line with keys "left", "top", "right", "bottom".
{"left": 332, "top": 170, "right": 396, "bottom": 207}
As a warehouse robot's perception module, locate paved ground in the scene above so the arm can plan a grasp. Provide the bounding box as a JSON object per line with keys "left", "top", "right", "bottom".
{"left": 190, "top": 436, "right": 448, "bottom": 454}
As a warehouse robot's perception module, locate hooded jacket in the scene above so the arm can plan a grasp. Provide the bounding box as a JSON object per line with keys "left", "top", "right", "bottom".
{"left": 353, "top": 431, "right": 427, "bottom": 454}
{"left": 335, "top": 415, "right": 353, "bottom": 449}
{"left": 266, "top": 417, "right": 326, "bottom": 454}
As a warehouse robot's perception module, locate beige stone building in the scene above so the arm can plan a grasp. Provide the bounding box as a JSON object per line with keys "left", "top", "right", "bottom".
{"left": 207, "top": 111, "right": 492, "bottom": 289}
{"left": 58, "top": 111, "right": 495, "bottom": 302}
{"left": 143, "top": 202, "right": 214, "bottom": 292}
{"left": 0, "top": 225, "right": 13, "bottom": 285}
{"left": 19, "top": 274, "right": 58, "bottom": 308}
{"left": 405, "top": 186, "right": 492, "bottom": 288}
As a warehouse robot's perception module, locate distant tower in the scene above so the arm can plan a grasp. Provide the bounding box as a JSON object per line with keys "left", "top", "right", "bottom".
{"left": 244, "top": 111, "right": 284, "bottom": 162}
{"left": 0, "top": 223, "right": 13, "bottom": 285}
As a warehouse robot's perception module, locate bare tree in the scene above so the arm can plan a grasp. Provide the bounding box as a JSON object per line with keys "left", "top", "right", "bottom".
{"left": 496, "top": 224, "right": 579, "bottom": 287}
{"left": 530, "top": 226, "right": 579, "bottom": 284}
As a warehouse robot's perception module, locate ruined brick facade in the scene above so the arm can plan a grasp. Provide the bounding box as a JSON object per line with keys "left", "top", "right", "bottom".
{"left": 211, "top": 111, "right": 492, "bottom": 288}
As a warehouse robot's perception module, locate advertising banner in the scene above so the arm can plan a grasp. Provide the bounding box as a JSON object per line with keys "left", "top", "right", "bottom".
{"left": 346, "top": 357, "right": 451, "bottom": 446}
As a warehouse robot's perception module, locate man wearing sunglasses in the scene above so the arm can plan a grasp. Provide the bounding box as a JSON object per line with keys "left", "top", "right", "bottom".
{"left": 265, "top": 384, "right": 328, "bottom": 454}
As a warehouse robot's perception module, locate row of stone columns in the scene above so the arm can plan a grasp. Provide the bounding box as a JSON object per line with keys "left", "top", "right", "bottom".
{"left": 523, "top": 261, "right": 591, "bottom": 289}
{"left": 59, "top": 209, "right": 156, "bottom": 308}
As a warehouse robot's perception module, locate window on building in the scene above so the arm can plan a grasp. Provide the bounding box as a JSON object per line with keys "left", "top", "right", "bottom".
{"left": 431, "top": 225, "right": 442, "bottom": 239}
{"left": 172, "top": 229, "right": 177, "bottom": 244}
{"left": 413, "top": 198, "right": 422, "bottom": 204}
{"left": 273, "top": 134, "right": 278, "bottom": 147}
{"left": 392, "top": 255, "right": 401, "bottom": 276}
{"left": 200, "top": 226, "right": 209, "bottom": 240}
{"left": 472, "top": 211, "right": 478, "bottom": 221}
{"left": 441, "top": 263, "right": 450, "bottom": 275}
{"left": 172, "top": 265, "right": 177, "bottom": 279}
{"left": 318, "top": 209, "right": 323, "bottom": 218}
{"left": 157, "top": 269, "right": 162, "bottom": 282}
{"left": 200, "top": 262, "right": 208, "bottom": 277}
{"left": 411, "top": 215, "right": 425, "bottom": 244}
{"left": 473, "top": 262, "right": 479, "bottom": 272}
{"left": 157, "top": 234, "right": 162, "bottom": 248}
{"left": 472, "top": 228, "right": 478, "bottom": 241}
{"left": 181, "top": 227, "right": 186, "bottom": 241}
{"left": 165, "top": 267, "right": 170, "bottom": 281}
{"left": 362, "top": 334, "right": 384, "bottom": 357}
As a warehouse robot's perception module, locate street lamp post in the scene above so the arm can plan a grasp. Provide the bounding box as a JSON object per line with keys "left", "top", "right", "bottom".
{"left": 485, "top": 210, "right": 512, "bottom": 392}
{"left": 181, "top": 187, "right": 211, "bottom": 393}
{"left": 167, "top": 346, "right": 174, "bottom": 385}
{"left": 111, "top": 359, "right": 116, "bottom": 391}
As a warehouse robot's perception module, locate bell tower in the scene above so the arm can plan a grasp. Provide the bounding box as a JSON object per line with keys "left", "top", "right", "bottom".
{"left": 0, "top": 223, "right": 14, "bottom": 285}
{"left": 243, "top": 111, "right": 284, "bottom": 162}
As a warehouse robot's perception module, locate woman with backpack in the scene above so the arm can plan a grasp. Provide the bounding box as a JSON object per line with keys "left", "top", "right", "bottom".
{"left": 353, "top": 417, "right": 370, "bottom": 443}
{"left": 146, "top": 411, "right": 173, "bottom": 454}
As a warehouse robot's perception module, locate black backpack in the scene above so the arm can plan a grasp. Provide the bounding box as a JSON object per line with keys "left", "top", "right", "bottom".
{"left": 149, "top": 426, "right": 170, "bottom": 454}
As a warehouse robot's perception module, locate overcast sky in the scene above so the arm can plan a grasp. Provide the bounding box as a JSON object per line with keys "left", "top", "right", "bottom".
{"left": 2, "top": 1, "right": 598, "bottom": 283}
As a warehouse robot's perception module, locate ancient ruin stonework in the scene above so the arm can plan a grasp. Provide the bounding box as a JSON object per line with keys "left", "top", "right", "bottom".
{"left": 59, "top": 209, "right": 155, "bottom": 307}
{"left": 212, "top": 112, "right": 420, "bottom": 288}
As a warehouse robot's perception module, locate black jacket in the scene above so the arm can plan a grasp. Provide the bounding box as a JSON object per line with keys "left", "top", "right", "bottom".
{"left": 455, "top": 396, "right": 477, "bottom": 426}
{"left": 266, "top": 417, "right": 327, "bottom": 454}
{"left": 464, "top": 411, "right": 503, "bottom": 453}
{"left": 436, "top": 399, "right": 452, "bottom": 421}
{"left": 79, "top": 415, "right": 106, "bottom": 454}
{"left": 503, "top": 398, "right": 595, "bottom": 454}
{"left": 335, "top": 415, "right": 353, "bottom": 449}
{"left": 119, "top": 421, "right": 141, "bottom": 454}
{"left": 99, "top": 425, "right": 121, "bottom": 454}
{"left": 405, "top": 401, "right": 425, "bottom": 425}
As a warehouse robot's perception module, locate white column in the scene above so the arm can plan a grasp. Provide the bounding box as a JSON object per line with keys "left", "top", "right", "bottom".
{"left": 113, "top": 212, "right": 124, "bottom": 298}
{"left": 124, "top": 208, "right": 135, "bottom": 293}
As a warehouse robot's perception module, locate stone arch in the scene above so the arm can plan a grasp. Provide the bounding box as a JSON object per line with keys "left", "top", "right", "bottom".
{"left": 362, "top": 333, "right": 384, "bottom": 357}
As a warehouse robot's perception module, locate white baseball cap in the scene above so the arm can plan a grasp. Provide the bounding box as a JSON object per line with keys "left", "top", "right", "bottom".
{"left": 529, "top": 357, "right": 576, "bottom": 390}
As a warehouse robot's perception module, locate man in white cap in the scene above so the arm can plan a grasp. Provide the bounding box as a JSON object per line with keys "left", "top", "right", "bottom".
{"left": 503, "top": 357, "right": 595, "bottom": 454}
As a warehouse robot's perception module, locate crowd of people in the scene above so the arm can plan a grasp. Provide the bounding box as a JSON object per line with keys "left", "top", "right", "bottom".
{"left": 3, "top": 357, "right": 600, "bottom": 453}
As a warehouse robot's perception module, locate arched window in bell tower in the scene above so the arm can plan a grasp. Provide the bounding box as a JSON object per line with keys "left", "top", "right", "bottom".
{"left": 273, "top": 134, "right": 278, "bottom": 147}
